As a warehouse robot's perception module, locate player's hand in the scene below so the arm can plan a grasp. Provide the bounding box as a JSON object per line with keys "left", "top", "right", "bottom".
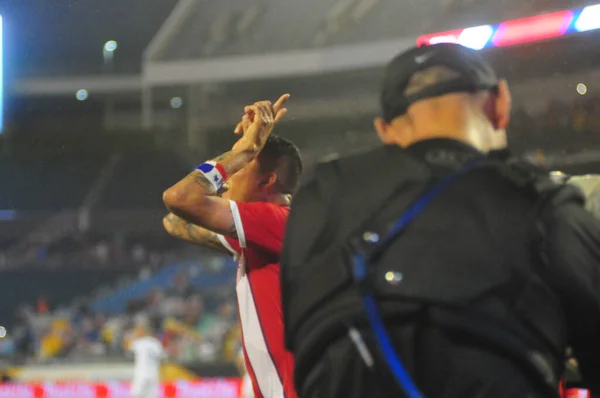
{"left": 232, "top": 94, "right": 289, "bottom": 153}
{"left": 234, "top": 94, "right": 289, "bottom": 135}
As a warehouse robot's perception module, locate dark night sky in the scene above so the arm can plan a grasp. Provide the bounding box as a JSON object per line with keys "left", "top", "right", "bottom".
{"left": 0, "top": 0, "right": 177, "bottom": 79}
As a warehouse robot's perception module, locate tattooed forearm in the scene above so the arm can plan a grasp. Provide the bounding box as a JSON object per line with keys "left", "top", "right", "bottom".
{"left": 162, "top": 148, "right": 255, "bottom": 236}
{"left": 185, "top": 222, "right": 225, "bottom": 251}
{"left": 164, "top": 213, "right": 184, "bottom": 238}
{"left": 211, "top": 149, "right": 258, "bottom": 179}
{"left": 181, "top": 150, "right": 250, "bottom": 196}
{"left": 213, "top": 151, "right": 231, "bottom": 163}
{"left": 191, "top": 171, "right": 217, "bottom": 193}
{"left": 163, "top": 213, "right": 231, "bottom": 253}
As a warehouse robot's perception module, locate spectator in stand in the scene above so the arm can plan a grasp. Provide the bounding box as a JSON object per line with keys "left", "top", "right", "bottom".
{"left": 36, "top": 295, "right": 48, "bottom": 314}
{"left": 95, "top": 241, "right": 110, "bottom": 264}
{"left": 39, "top": 319, "right": 69, "bottom": 359}
{"left": 208, "top": 301, "right": 236, "bottom": 339}
{"left": 146, "top": 287, "right": 165, "bottom": 309}
{"left": 168, "top": 271, "right": 193, "bottom": 298}
{"left": 81, "top": 316, "right": 100, "bottom": 344}
{"left": 191, "top": 296, "right": 217, "bottom": 336}
{"left": 131, "top": 243, "right": 146, "bottom": 263}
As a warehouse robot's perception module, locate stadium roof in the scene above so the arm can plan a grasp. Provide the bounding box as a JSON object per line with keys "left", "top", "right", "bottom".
{"left": 6, "top": 0, "right": 600, "bottom": 118}
{"left": 4, "top": 0, "right": 600, "bottom": 135}
{"left": 150, "top": 0, "right": 590, "bottom": 62}
{"left": 4, "top": 0, "right": 595, "bottom": 80}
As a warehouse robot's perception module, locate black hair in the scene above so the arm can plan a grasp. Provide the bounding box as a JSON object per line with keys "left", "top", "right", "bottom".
{"left": 258, "top": 135, "right": 303, "bottom": 195}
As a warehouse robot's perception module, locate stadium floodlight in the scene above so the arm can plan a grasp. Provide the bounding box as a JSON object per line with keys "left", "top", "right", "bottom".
{"left": 418, "top": 4, "right": 600, "bottom": 51}
{"left": 76, "top": 89, "right": 89, "bottom": 101}
{"left": 457, "top": 25, "right": 494, "bottom": 50}
{"left": 417, "top": 29, "right": 462, "bottom": 47}
{"left": 575, "top": 4, "right": 600, "bottom": 32}
{"left": 104, "top": 40, "right": 118, "bottom": 52}
{"left": 492, "top": 10, "right": 573, "bottom": 47}
{"left": 417, "top": 25, "right": 493, "bottom": 50}
{"left": 0, "top": 15, "right": 3, "bottom": 134}
{"left": 170, "top": 97, "right": 183, "bottom": 109}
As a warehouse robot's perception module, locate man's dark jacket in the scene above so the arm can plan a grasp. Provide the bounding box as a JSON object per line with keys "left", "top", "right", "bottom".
{"left": 281, "top": 139, "right": 600, "bottom": 398}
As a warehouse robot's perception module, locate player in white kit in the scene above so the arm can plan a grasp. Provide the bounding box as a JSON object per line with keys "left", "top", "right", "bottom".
{"left": 129, "top": 324, "right": 165, "bottom": 398}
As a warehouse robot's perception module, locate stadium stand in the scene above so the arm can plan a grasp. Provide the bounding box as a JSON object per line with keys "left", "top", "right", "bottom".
{"left": 0, "top": 256, "right": 240, "bottom": 367}
{"left": 101, "top": 149, "right": 191, "bottom": 209}
{"left": 0, "top": 153, "right": 109, "bottom": 210}
{"left": 204, "top": 93, "right": 600, "bottom": 172}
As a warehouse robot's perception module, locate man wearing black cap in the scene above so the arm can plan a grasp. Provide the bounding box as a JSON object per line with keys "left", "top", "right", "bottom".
{"left": 281, "top": 43, "right": 600, "bottom": 398}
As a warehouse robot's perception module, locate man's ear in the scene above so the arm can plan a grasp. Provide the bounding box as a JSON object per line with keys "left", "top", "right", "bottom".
{"left": 260, "top": 172, "right": 278, "bottom": 190}
{"left": 494, "top": 79, "right": 511, "bottom": 130}
{"left": 374, "top": 117, "right": 395, "bottom": 144}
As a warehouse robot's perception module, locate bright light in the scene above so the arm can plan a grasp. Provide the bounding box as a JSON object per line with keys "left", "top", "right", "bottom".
{"left": 429, "top": 34, "right": 458, "bottom": 45}
{"left": 416, "top": 29, "right": 463, "bottom": 47}
{"left": 575, "top": 4, "right": 600, "bottom": 32}
{"left": 385, "top": 272, "right": 394, "bottom": 282}
{"left": 104, "top": 40, "right": 118, "bottom": 52}
{"left": 577, "top": 83, "right": 588, "bottom": 95}
{"left": 170, "top": 97, "right": 183, "bottom": 109}
{"left": 0, "top": 327, "right": 6, "bottom": 339}
{"left": 457, "top": 25, "right": 494, "bottom": 50}
{"left": 492, "top": 10, "right": 574, "bottom": 47}
{"left": 76, "top": 89, "right": 89, "bottom": 101}
{"left": 418, "top": 4, "right": 600, "bottom": 50}
{"left": 0, "top": 15, "right": 4, "bottom": 134}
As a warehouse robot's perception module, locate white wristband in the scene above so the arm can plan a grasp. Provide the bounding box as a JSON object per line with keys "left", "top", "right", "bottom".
{"left": 195, "top": 161, "right": 228, "bottom": 191}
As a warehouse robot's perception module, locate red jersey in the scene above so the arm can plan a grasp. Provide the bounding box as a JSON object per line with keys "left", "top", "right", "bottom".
{"left": 217, "top": 200, "right": 297, "bottom": 398}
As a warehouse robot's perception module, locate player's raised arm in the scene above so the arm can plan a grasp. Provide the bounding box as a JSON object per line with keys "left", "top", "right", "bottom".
{"left": 162, "top": 94, "right": 289, "bottom": 237}
{"left": 162, "top": 213, "right": 230, "bottom": 253}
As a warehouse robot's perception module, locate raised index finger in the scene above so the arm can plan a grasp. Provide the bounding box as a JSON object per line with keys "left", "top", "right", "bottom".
{"left": 272, "top": 94, "right": 290, "bottom": 113}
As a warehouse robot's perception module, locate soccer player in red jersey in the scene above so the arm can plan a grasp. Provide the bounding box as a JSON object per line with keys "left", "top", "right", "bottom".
{"left": 162, "top": 94, "right": 301, "bottom": 398}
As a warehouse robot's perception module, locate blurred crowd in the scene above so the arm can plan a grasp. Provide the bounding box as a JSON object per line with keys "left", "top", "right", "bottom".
{"left": 23, "top": 234, "right": 175, "bottom": 269}
{"left": 1, "top": 232, "right": 197, "bottom": 270}
{"left": 511, "top": 94, "right": 600, "bottom": 153}
{"left": 0, "top": 266, "right": 241, "bottom": 366}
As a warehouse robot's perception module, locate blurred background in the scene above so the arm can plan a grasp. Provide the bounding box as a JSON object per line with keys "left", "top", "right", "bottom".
{"left": 0, "top": 0, "right": 599, "bottom": 396}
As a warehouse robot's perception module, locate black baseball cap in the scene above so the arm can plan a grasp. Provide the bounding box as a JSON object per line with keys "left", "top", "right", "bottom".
{"left": 381, "top": 43, "right": 499, "bottom": 122}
